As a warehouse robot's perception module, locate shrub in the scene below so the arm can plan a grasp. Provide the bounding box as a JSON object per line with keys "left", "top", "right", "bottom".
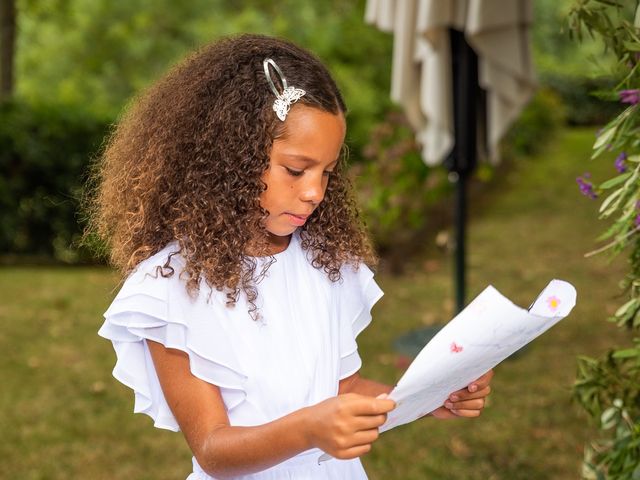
{"left": 0, "top": 100, "right": 109, "bottom": 262}
{"left": 568, "top": 1, "right": 640, "bottom": 478}
{"left": 352, "top": 110, "right": 451, "bottom": 264}
{"left": 356, "top": 86, "right": 562, "bottom": 269}
{"left": 503, "top": 87, "right": 566, "bottom": 158}
{"left": 542, "top": 73, "right": 623, "bottom": 126}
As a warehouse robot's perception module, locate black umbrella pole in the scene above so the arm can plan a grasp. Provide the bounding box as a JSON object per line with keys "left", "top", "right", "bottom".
{"left": 454, "top": 170, "right": 467, "bottom": 314}
{"left": 447, "top": 28, "right": 478, "bottom": 315}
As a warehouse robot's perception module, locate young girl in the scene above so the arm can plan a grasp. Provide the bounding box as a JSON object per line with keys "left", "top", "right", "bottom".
{"left": 95, "top": 34, "right": 493, "bottom": 479}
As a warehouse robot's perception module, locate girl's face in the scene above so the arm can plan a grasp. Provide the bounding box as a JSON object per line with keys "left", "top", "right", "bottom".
{"left": 259, "top": 105, "right": 346, "bottom": 253}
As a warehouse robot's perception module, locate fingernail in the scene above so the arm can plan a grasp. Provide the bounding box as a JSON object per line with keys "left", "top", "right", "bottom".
{"left": 469, "top": 385, "right": 477, "bottom": 393}
{"left": 376, "top": 393, "right": 388, "bottom": 400}
{"left": 450, "top": 395, "right": 459, "bottom": 401}
{"left": 445, "top": 401, "right": 453, "bottom": 409}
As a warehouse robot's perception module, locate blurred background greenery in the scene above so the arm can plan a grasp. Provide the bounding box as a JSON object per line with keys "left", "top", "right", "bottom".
{"left": 1, "top": 0, "right": 634, "bottom": 479}
{"left": 0, "top": 0, "right": 620, "bottom": 266}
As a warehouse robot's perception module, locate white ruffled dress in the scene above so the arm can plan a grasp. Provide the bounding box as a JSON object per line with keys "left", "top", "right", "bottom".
{"left": 98, "top": 233, "right": 383, "bottom": 479}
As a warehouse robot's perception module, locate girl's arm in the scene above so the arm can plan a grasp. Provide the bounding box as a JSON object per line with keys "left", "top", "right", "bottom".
{"left": 338, "top": 372, "right": 392, "bottom": 397}
{"left": 340, "top": 371, "right": 494, "bottom": 419}
{"left": 147, "top": 340, "right": 395, "bottom": 479}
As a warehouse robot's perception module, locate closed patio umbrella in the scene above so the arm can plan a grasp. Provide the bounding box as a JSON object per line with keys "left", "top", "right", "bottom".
{"left": 365, "top": 0, "right": 536, "bottom": 315}
{"left": 365, "top": 0, "right": 536, "bottom": 165}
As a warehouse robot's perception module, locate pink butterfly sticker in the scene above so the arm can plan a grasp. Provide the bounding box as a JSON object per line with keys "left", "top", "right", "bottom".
{"left": 450, "top": 342, "right": 463, "bottom": 353}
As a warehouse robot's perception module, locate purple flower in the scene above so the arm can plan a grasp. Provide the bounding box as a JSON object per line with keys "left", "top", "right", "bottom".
{"left": 635, "top": 214, "right": 640, "bottom": 228}
{"left": 615, "top": 152, "right": 628, "bottom": 173}
{"left": 576, "top": 174, "right": 598, "bottom": 199}
{"left": 619, "top": 89, "right": 640, "bottom": 105}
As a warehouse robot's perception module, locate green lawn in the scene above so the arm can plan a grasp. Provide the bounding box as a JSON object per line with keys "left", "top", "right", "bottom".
{"left": 0, "top": 128, "right": 632, "bottom": 479}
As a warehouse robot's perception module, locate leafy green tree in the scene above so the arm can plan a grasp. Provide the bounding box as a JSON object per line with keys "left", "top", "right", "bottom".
{"left": 17, "top": 0, "right": 224, "bottom": 116}
{"left": 15, "top": 0, "right": 392, "bottom": 128}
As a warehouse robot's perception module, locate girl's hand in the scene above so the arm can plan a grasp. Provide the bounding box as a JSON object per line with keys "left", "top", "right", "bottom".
{"left": 430, "top": 369, "right": 494, "bottom": 419}
{"left": 305, "top": 393, "right": 396, "bottom": 459}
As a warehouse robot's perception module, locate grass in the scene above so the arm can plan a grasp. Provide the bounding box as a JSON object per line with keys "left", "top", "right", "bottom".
{"left": 0, "top": 128, "right": 633, "bottom": 479}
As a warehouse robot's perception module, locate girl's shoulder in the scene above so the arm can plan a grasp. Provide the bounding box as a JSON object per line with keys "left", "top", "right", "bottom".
{"left": 337, "top": 258, "right": 377, "bottom": 289}
{"left": 131, "top": 241, "right": 185, "bottom": 278}
{"left": 108, "top": 241, "right": 202, "bottom": 314}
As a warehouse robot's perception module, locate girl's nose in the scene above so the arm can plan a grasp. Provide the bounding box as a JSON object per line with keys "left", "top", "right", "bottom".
{"left": 300, "top": 174, "right": 326, "bottom": 205}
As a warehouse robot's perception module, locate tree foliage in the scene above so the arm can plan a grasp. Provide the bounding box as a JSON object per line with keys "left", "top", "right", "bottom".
{"left": 16, "top": 0, "right": 393, "bottom": 140}
{"left": 7, "top": 0, "right": 568, "bottom": 262}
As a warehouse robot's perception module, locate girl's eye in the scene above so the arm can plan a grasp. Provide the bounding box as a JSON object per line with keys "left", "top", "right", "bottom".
{"left": 285, "top": 167, "right": 304, "bottom": 177}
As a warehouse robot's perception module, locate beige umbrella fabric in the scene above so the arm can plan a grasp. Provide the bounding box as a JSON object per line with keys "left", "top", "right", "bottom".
{"left": 365, "top": 0, "right": 536, "bottom": 165}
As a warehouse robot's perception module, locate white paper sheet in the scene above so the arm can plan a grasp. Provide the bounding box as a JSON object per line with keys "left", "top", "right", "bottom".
{"left": 380, "top": 279, "right": 577, "bottom": 432}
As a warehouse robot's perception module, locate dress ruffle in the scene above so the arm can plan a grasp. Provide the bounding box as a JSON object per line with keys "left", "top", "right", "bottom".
{"left": 337, "top": 263, "right": 384, "bottom": 379}
{"left": 98, "top": 248, "right": 248, "bottom": 432}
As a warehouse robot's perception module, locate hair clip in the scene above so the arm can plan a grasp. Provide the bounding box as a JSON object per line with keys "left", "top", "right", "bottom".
{"left": 263, "top": 58, "right": 306, "bottom": 121}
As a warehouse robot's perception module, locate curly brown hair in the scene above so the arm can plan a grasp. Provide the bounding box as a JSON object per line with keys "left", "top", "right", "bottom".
{"left": 88, "top": 33, "right": 377, "bottom": 313}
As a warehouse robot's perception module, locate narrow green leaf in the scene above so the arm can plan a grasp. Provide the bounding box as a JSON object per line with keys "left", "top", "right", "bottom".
{"left": 594, "top": 127, "right": 617, "bottom": 150}
{"left": 600, "top": 188, "right": 625, "bottom": 215}
{"left": 611, "top": 348, "right": 639, "bottom": 358}
{"left": 601, "top": 406, "right": 618, "bottom": 429}
{"left": 624, "top": 41, "right": 640, "bottom": 51}
{"left": 600, "top": 172, "right": 632, "bottom": 189}
{"left": 595, "top": 222, "right": 624, "bottom": 241}
{"left": 614, "top": 298, "right": 637, "bottom": 317}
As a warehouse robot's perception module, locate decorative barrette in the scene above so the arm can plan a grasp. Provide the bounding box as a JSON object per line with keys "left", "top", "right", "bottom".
{"left": 263, "top": 58, "right": 306, "bottom": 121}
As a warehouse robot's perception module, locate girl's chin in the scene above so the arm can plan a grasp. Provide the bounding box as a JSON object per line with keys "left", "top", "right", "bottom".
{"left": 265, "top": 228, "right": 295, "bottom": 243}
{"left": 265, "top": 223, "right": 298, "bottom": 238}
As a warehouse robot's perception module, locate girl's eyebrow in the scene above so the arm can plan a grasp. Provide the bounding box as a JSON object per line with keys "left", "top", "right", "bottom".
{"left": 282, "top": 153, "right": 340, "bottom": 166}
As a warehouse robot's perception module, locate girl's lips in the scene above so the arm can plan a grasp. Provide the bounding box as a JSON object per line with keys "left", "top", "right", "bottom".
{"left": 285, "top": 213, "right": 309, "bottom": 226}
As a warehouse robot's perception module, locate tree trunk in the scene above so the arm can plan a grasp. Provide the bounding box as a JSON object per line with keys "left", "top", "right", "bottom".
{"left": 0, "top": 0, "right": 16, "bottom": 99}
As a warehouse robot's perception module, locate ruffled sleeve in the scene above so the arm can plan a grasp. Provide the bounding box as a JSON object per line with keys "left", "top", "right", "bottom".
{"left": 337, "top": 263, "right": 384, "bottom": 379}
{"left": 98, "top": 246, "right": 248, "bottom": 432}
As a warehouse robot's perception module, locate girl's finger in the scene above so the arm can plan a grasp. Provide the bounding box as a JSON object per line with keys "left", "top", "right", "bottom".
{"left": 351, "top": 428, "right": 380, "bottom": 446}
{"left": 354, "top": 413, "right": 388, "bottom": 430}
{"left": 445, "top": 398, "right": 485, "bottom": 411}
{"left": 468, "top": 370, "right": 494, "bottom": 391}
{"left": 449, "top": 386, "right": 491, "bottom": 402}
{"left": 337, "top": 443, "right": 372, "bottom": 459}
{"left": 450, "top": 409, "right": 482, "bottom": 418}
{"left": 364, "top": 398, "right": 396, "bottom": 415}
